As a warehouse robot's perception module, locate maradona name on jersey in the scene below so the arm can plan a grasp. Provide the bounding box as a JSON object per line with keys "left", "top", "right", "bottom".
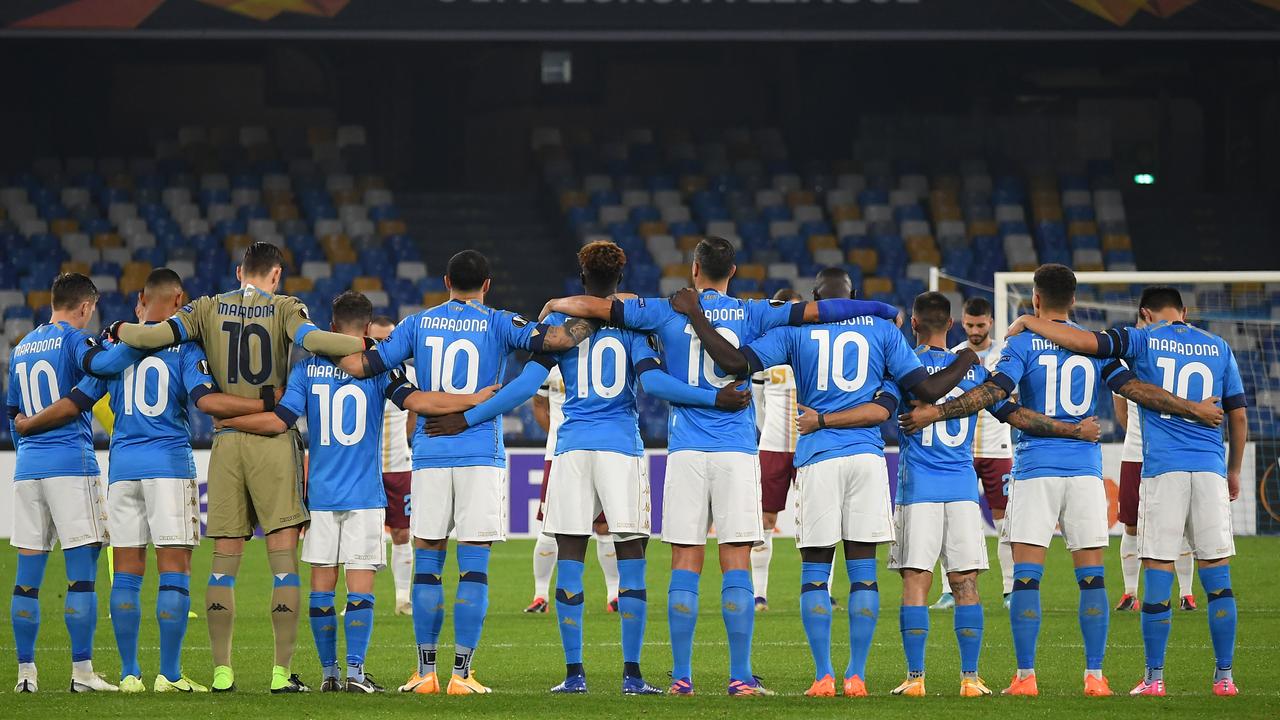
{"left": 306, "top": 363, "right": 353, "bottom": 380}
{"left": 12, "top": 335, "right": 65, "bottom": 356}
{"left": 218, "top": 301, "right": 277, "bottom": 319}
{"left": 419, "top": 316, "right": 488, "bottom": 333}
{"left": 1031, "top": 337, "right": 1062, "bottom": 352}
{"left": 1148, "top": 337, "right": 1221, "bottom": 356}
{"left": 702, "top": 307, "right": 746, "bottom": 322}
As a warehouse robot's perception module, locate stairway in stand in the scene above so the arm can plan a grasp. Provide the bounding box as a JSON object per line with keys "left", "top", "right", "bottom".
{"left": 400, "top": 192, "right": 574, "bottom": 317}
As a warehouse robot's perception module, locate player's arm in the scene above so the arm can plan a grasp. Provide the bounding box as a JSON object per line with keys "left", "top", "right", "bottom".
{"left": 81, "top": 340, "right": 147, "bottom": 377}
{"left": 339, "top": 319, "right": 415, "bottom": 378}
{"left": 638, "top": 364, "right": 751, "bottom": 411}
{"left": 532, "top": 392, "right": 551, "bottom": 432}
{"left": 1112, "top": 394, "right": 1128, "bottom": 434}
{"left": 670, "top": 288, "right": 751, "bottom": 375}
{"left": 194, "top": 391, "right": 277, "bottom": 420}
{"left": 797, "top": 396, "right": 897, "bottom": 434}
{"left": 541, "top": 295, "right": 614, "bottom": 322}
{"left": 111, "top": 298, "right": 203, "bottom": 349}
{"left": 1114, "top": 377, "right": 1222, "bottom": 427}
{"left": 280, "top": 298, "right": 369, "bottom": 356}
{"left": 424, "top": 358, "right": 551, "bottom": 436}
{"left": 1226, "top": 407, "right": 1247, "bottom": 501}
{"left": 1008, "top": 315, "right": 1128, "bottom": 358}
{"left": 216, "top": 411, "right": 290, "bottom": 436}
{"left": 799, "top": 297, "right": 899, "bottom": 324}
{"left": 398, "top": 385, "right": 500, "bottom": 417}
{"left": 1004, "top": 404, "right": 1101, "bottom": 442}
{"left": 899, "top": 380, "right": 1009, "bottom": 434}
{"left": 534, "top": 317, "right": 604, "bottom": 353}
{"left": 14, "top": 378, "right": 105, "bottom": 436}
{"left": 903, "top": 349, "right": 980, "bottom": 403}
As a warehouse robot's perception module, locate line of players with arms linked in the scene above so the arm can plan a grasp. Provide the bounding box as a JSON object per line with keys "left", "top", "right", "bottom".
{"left": 5, "top": 236, "right": 1244, "bottom": 699}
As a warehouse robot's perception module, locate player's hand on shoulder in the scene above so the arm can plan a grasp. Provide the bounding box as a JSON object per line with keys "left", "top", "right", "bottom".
{"left": 103, "top": 320, "right": 125, "bottom": 343}
{"left": 424, "top": 412, "right": 468, "bottom": 437}
{"left": 610, "top": 292, "right": 638, "bottom": 301}
{"left": 669, "top": 287, "right": 701, "bottom": 317}
{"left": 1192, "top": 396, "right": 1224, "bottom": 427}
{"left": 956, "top": 347, "right": 980, "bottom": 366}
{"left": 1076, "top": 416, "right": 1101, "bottom": 443}
{"left": 898, "top": 400, "right": 939, "bottom": 434}
{"left": 476, "top": 384, "right": 501, "bottom": 404}
{"left": 1006, "top": 315, "right": 1028, "bottom": 337}
{"left": 796, "top": 404, "right": 820, "bottom": 435}
{"left": 539, "top": 299, "right": 558, "bottom": 321}
{"left": 714, "top": 382, "right": 751, "bottom": 411}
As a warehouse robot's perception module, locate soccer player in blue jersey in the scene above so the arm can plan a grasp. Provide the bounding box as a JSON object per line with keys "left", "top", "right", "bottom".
{"left": 1007, "top": 285, "right": 1247, "bottom": 697}
{"left": 427, "top": 241, "right": 751, "bottom": 695}
{"left": 15, "top": 269, "right": 281, "bottom": 693}
{"left": 6, "top": 272, "right": 167, "bottom": 694}
{"left": 901, "top": 265, "right": 1224, "bottom": 697}
{"left": 674, "top": 268, "right": 977, "bottom": 698}
{"left": 220, "top": 291, "right": 494, "bottom": 693}
{"left": 544, "top": 248, "right": 923, "bottom": 696}
{"left": 337, "top": 250, "right": 599, "bottom": 695}
{"left": 827, "top": 292, "right": 1099, "bottom": 698}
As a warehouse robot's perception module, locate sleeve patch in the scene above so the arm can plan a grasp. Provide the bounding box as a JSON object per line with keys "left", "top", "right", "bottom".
{"left": 299, "top": 304, "right": 310, "bottom": 320}
{"left": 646, "top": 334, "right": 661, "bottom": 352}
{"left": 84, "top": 336, "right": 99, "bottom": 348}
{"left": 768, "top": 298, "right": 786, "bottom": 307}
{"left": 512, "top": 314, "right": 530, "bottom": 328}
{"left": 637, "top": 297, "right": 646, "bottom": 307}
{"left": 197, "top": 359, "right": 211, "bottom": 376}
{"left": 181, "top": 304, "right": 193, "bottom": 313}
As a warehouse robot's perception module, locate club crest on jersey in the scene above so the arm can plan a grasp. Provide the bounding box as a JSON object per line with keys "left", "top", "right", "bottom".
{"left": 512, "top": 314, "right": 530, "bottom": 328}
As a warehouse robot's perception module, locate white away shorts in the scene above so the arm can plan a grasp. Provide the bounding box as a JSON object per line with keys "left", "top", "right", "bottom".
{"left": 543, "top": 450, "right": 650, "bottom": 540}
{"left": 303, "top": 508, "right": 387, "bottom": 570}
{"left": 10, "top": 475, "right": 107, "bottom": 551}
{"left": 1003, "top": 475, "right": 1109, "bottom": 551}
{"left": 889, "top": 501, "right": 989, "bottom": 573}
{"left": 794, "top": 453, "right": 894, "bottom": 548}
{"left": 661, "top": 451, "right": 763, "bottom": 545}
{"left": 1138, "top": 471, "right": 1235, "bottom": 562}
{"left": 411, "top": 466, "right": 507, "bottom": 543}
{"left": 107, "top": 478, "right": 201, "bottom": 548}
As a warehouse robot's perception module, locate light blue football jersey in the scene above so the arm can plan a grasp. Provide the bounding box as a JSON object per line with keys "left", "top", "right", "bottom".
{"left": 277, "top": 357, "right": 393, "bottom": 512}
{"left": 613, "top": 290, "right": 802, "bottom": 453}
{"left": 76, "top": 338, "right": 216, "bottom": 483}
{"left": 543, "top": 311, "right": 661, "bottom": 457}
{"left": 1101, "top": 320, "right": 1245, "bottom": 477}
{"left": 742, "top": 316, "right": 928, "bottom": 468}
{"left": 5, "top": 321, "right": 105, "bottom": 480}
{"left": 891, "top": 347, "right": 1003, "bottom": 505}
{"left": 992, "top": 320, "right": 1135, "bottom": 480}
{"left": 367, "top": 299, "right": 543, "bottom": 469}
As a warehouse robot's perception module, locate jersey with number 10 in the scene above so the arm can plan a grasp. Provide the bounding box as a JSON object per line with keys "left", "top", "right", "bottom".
{"left": 6, "top": 321, "right": 103, "bottom": 480}
{"left": 743, "top": 316, "right": 927, "bottom": 468}
{"left": 993, "top": 320, "right": 1134, "bottom": 480}
{"left": 1103, "top": 320, "right": 1246, "bottom": 477}
{"left": 278, "top": 357, "right": 393, "bottom": 511}
{"left": 613, "top": 290, "right": 803, "bottom": 454}
{"left": 372, "top": 299, "right": 542, "bottom": 469}
{"left": 76, "top": 338, "right": 216, "bottom": 483}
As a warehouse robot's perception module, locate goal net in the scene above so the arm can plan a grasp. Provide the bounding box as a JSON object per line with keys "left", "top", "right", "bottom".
{"left": 932, "top": 268, "right": 1280, "bottom": 536}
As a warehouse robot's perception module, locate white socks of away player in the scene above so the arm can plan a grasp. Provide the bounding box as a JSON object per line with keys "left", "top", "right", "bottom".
{"left": 392, "top": 541, "right": 413, "bottom": 604}
{"left": 751, "top": 533, "right": 773, "bottom": 600}
{"left": 596, "top": 535, "right": 619, "bottom": 601}
{"left": 533, "top": 532, "right": 558, "bottom": 599}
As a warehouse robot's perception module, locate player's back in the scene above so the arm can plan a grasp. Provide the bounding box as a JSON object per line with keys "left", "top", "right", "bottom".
{"left": 290, "top": 355, "right": 388, "bottom": 511}
{"left": 1127, "top": 321, "right": 1242, "bottom": 476}
{"left": 1002, "top": 324, "right": 1113, "bottom": 479}
{"left": 92, "top": 342, "right": 206, "bottom": 482}
{"left": 406, "top": 299, "right": 527, "bottom": 467}
{"left": 7, "top": 321, "right": 99, "bottom": 479}
{"left": 895, "top": 348, "right": 983, "bottom": 504}
{"left": 545, "top": 311, "right": 645, "bottom": 456}
{"left": 179, "top": 287, "right": 310, "bottom": 398}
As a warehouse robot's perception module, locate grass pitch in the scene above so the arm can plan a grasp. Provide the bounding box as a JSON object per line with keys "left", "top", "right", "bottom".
{"left": 0, "top": 536, "right": 1277, "bottom": 719}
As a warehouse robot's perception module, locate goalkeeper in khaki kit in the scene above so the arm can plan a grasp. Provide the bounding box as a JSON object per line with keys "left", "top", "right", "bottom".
{"left": 108, "top": 242, "right": 371, "bottom": 693}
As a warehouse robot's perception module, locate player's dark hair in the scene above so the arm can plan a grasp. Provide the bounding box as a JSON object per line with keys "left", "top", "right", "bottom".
{"left": 241, "top": 241, "right": 285, "bottom": 277}
{"left": 913, "top": 291, "right": 952, "bottom": 334}
{"left": 578, "top": 240, "right": 626, "bottom": 292}
{"left": 50, "top": 272, "right": 99, "bottom": 310}
{"left": 772, "top": 287, "right": 802, "bottom": 303}
{"left": 962, "top": 296, "right": 993, "bottom": 318}
{"left": 144, "top": 267, "right": 184, "bottom": 294}
{"left": 446, "top": 249, "right": 490, "bottom": 292}
{"left": 1033, "top": 263, "right": 1077, "bottom": 311}
{"left": 813, "top": 266, "right": 854, "bottom": 300}
{"left": 693, "top": 236, "right": 736, "bottom": 282}
{"left": 332, "top": 291, "right": 373, "bottom": 331}
{"left": 370, "top": 315, "right": 396, "bottom": 328}
{"left": 1138, "top": 285, "right": 1185, "bottom": 313}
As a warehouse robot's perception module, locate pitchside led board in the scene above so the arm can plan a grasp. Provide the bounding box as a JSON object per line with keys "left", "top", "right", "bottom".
{"left": 0, "top": 445, "right": 1261, "bottom": 540}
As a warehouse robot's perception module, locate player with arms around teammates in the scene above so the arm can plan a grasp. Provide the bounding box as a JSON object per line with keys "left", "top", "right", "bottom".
{"left": 336, "top": 249, "right": 604, "bottom": 695}
{"left": 217, "top": 291, "right": 494, "bottom": 693}
{"left": 543, "top": 241, "right": 905, "bottom": 696}
{"left": 428, "top": 240, "right": 751, "bottom": 695}
{"left": 108, "top": 242, "right": 371, "bottom": 693}
{"left": 1009, "top": 285, "right": 1247, "bottom": 696}
{"left": 7, "top": 272, "right": 182, "bottom": 694}
{"left": 879, "top": 292, "right": 1102, "bottom": 698}
{"left": 674, "top": 268, "right": 978, "bottom": 698}
{"left": 902, "top": 264, "right": 1224, "bottom": 697}
{"left": 15, "top": 269, "right": 280, "bottom": 693}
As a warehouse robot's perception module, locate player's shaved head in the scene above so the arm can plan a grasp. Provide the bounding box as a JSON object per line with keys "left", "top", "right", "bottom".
{"left": 772, "top": 287, "right": 802, "bottom": 303}
{"left": 447, "top": 249, "right": 491, "bottom": 292}
{"left": 50, "top": 272, "right": 99, "bottom": 310}
{"left": 1032, "top": 263, "right": 1076, "bottom": 312}
{"left": 332, "top": 291, "right": 374, "bottom": 333}
{"left": 912, "top": 291, "right": 953, "bottom": 335}
{"left": 693, "top": 236, "right": 736, "bottom": 282}
{"left": 144, "top": 268, "right": 184, "bottom": 296}
{"left": 241, "top": 241, "right": 285, "bottom": 277}
{"left": 578, "top": 240, "right": 626, "bottom": 295}
{"left": 1138, "top": 286, "right": 1184, "bottom": 313}
{"left": 813, "top": 267, "right": 853, "bottom": 300}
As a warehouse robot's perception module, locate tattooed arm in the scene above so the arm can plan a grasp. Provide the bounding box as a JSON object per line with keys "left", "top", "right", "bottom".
{"left": 1005, "top": 407, "right": 1101, "bottom": 442}
{"left": 1115, "top": 378, "right": 1223, "bottom": 427}
{"left": 898, "top": 380, "right": 1008, "bottom": 434}
{"left": 537, "top": 316, "right": 604, "bottom": 353}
